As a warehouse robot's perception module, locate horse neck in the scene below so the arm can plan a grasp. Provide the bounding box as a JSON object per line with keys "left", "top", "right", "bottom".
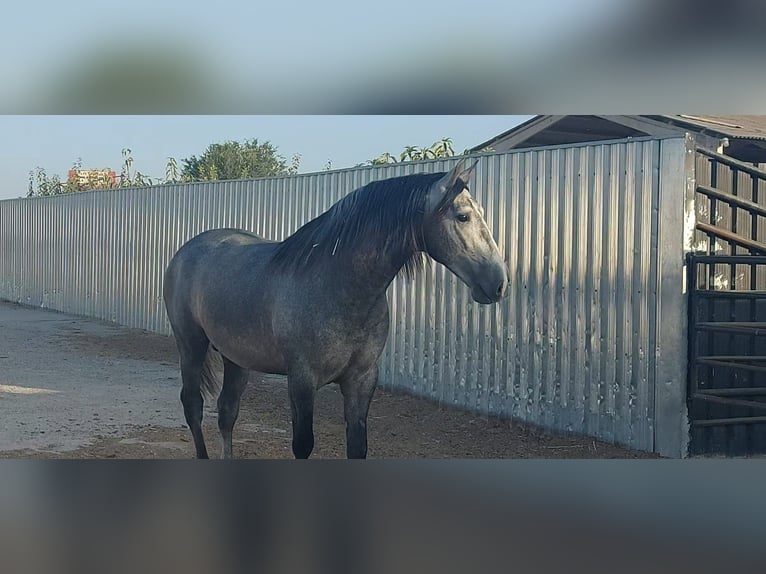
{"left": 336, "top": 241, "right": 415, "bottom": 300}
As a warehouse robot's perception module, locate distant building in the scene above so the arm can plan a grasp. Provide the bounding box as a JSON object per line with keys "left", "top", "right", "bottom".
{"left": 67, "top": 169, "right": 117, "bottom": 189}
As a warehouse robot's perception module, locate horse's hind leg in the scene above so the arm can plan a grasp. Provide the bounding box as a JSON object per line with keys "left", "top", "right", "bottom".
{"left": 175, "top": 332, "right": 211, "bottom": 459}
{"left": 217, "top": 357, "right": 249, "bottom": 459}
{"left": 339, "top": 365, "right": 378, "bottom": 459}
{"left": 180, "top": 363, "right": 209, "bottom": 459}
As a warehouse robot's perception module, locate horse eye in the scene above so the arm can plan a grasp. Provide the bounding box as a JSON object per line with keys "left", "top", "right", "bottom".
{"left": 456, "top": 213, "right": 470, "bottom": 223}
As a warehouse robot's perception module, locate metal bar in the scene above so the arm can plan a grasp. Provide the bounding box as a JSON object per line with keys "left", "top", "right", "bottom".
{"left": 708, "top": 157, "right": 718, "bottom": 258}
{"left": 696, "top": 322, "right": 766, "bottom": 336}
{"left": 751, "top": 173, "right": 759, "bottom": 386}
{"left": 693, "top": 416, "right": 766, "bottom": 427}
{"left": 752, "top": 172, "right": 760, "bottom": 246}
{"left": 697, "top": 359, "right": 766, "bottom": 374}
{"left": 692, "top": 393, "right": 766, "bottom": 411}
{"left": 687, "top": 253, "right": 700, "bottom": 396}
{"left": 654, "top": 136, "right": 692, "bottom": 457}
{"left": 696, "top": 184, "right": 766, "bottom": 218}
{"left": 695, "top": 222, "right": 766, "bottom": 255}
{"left": 694, "top": 290, "right": 766, "bottom": 299}
{"left": 696, "top": 387, "right": 766, "bottom": 396}
{"left": 697, "top": 355, "right": 766, "bottom": 362}
{"left": 697, "top": 147, "right": 766, "bottom": 180}
{"left": 730, "top": 170, "right": 739, "bottom": 290}
{"left": 688, "top": 254, "right": 766, "bottom": 265}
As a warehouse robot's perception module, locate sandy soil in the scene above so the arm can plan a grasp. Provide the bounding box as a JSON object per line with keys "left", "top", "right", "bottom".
{"left": 0, "top": 301, "right": 657, "bottom": 459}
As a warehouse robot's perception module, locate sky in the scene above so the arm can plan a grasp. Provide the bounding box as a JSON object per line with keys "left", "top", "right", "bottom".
{"left": 0, "top": 116, "right": 531, "bottom": 200}
{"left": 0, "top": 2, "right": 629, "bottom": 114}
{"left": 1, "top": 2, "right": 761, "bottom": 114}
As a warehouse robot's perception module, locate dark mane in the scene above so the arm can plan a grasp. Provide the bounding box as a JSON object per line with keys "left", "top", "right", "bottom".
{"left": 269, "top": 172, "right": 445, "bottom": 278}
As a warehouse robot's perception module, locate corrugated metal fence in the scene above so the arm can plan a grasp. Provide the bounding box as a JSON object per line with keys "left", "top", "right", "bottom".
{"left": 0, "top": 137, "right": 691, "bottom": 455}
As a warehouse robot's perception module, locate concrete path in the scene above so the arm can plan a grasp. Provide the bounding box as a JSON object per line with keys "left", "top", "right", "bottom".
{"left": 0, "top": 301, "right": 182, "bottom": 453}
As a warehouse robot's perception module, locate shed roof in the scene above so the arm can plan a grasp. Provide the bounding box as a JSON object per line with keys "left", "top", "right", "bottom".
{"left": 647, "top": 115, "right": 766, "bottom": 141}
{"left": 471, "top": 115, "right": 766, "bottom": 163}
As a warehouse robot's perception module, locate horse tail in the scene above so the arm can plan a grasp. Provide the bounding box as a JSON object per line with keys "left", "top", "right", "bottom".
{"left": 199, "top": 346, "right": 224, "bottom": 401}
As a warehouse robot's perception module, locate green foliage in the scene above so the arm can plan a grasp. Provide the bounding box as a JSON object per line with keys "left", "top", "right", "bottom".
{"left": 27, "top": 157, "right": 112, "bottom": 197}
{"left": 287, "top": 153, "right": 302, "bottom": 176}
{"left": 365, "top": 138, "right": 456, "bottom": 165}
{"left": 119, "top": 148, "right": 156, "bottom": 187}
{"left": 180, "top": 139, "right": 299, "bottom": 182}
{"left": 28, "top": 167, "right": 66, "bottom": 197}
{"left": 24, "top": 135, "right": 494, "bottom": 198}
{"left": 165, "top": 157, "right": 181, "bottom": 183}
{"left": 364, "top": 138, "right": 494, "bottom": 167}
{"left": 26, "top": 138, "right": 302, "bottom": 197}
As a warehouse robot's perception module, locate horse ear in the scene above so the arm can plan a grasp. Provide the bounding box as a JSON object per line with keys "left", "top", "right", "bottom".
{"left": 427, "top": 159, "right": 479, "bottom": 213}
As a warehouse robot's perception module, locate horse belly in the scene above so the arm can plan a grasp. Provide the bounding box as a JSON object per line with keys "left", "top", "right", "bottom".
{"left": 205, "top": 322, "right": 288, "bottom": 375}
{"left": 238, "top": 350, "right": 288, "bottom": 375}
{"left": 216, "top": 341, "right": 288, "bottom": 375}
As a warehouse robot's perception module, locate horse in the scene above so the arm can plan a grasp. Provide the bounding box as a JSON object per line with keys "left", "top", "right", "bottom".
{"left": 162, "top": 158, "right": 509, "bottom": 459}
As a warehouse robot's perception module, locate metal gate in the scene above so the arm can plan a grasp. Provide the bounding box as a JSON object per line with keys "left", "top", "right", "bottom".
{"left": 687, "top": 256, "right": 766, "bottom": 456}
{"left": 688, "top": 147, "right": 766, "bottom": 455}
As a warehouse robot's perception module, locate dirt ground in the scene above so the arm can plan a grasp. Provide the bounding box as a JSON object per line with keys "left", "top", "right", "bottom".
{"left": 0, "top": 301, "right": 657, "bottom": 459}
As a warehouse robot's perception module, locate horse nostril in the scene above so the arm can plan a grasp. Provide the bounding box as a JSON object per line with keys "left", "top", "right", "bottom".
{"left": 496, "top": 280, "right": 508, "bottom": 298}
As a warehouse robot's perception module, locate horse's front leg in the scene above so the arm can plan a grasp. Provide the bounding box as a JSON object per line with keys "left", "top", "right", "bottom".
{"left": 287, "top": 369, "right": 317, "bottom": 459}
{"left": 339, "top": 365, "right": 378, "bottom": 459}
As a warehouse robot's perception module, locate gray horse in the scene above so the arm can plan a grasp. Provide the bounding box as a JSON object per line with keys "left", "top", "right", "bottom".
{"left": 163, "top": 159, "right": 508, "bottom": 459}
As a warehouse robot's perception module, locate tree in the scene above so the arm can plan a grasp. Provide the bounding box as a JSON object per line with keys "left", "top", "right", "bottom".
{"left": 25, "top": 139, "right": 302, "bottom": 197}
{"left": 119, "top": 148, "right": 156, "bottom": 187}
{"left": 28, "top": 167, "right": 66, "bottom": 197}
{"left": 363, "top": 137, "right": 494, "bottom": 166}
{"left": 27, "top": 150, "right": 161, "bottom": 197}
{"left": 180, "top": 139, "right": 301, "bottom": 182}
{"left": 365, "top": 137, "right": 456, "bottom": 165}
{"left": 27, "top": 158, "right": 115, "bottom": 197}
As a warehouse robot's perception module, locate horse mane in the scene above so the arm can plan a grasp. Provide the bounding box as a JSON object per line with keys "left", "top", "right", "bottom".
{"left": 269, "top": 172, "right": 446, "bottom": 279}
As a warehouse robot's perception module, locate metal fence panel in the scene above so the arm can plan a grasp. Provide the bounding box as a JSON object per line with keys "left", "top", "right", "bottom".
{"left": 694, "top": 150, "right": 766, "bottom": 289}
{"left": 0, "top": 138, "right": 678, "bottom": 452}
